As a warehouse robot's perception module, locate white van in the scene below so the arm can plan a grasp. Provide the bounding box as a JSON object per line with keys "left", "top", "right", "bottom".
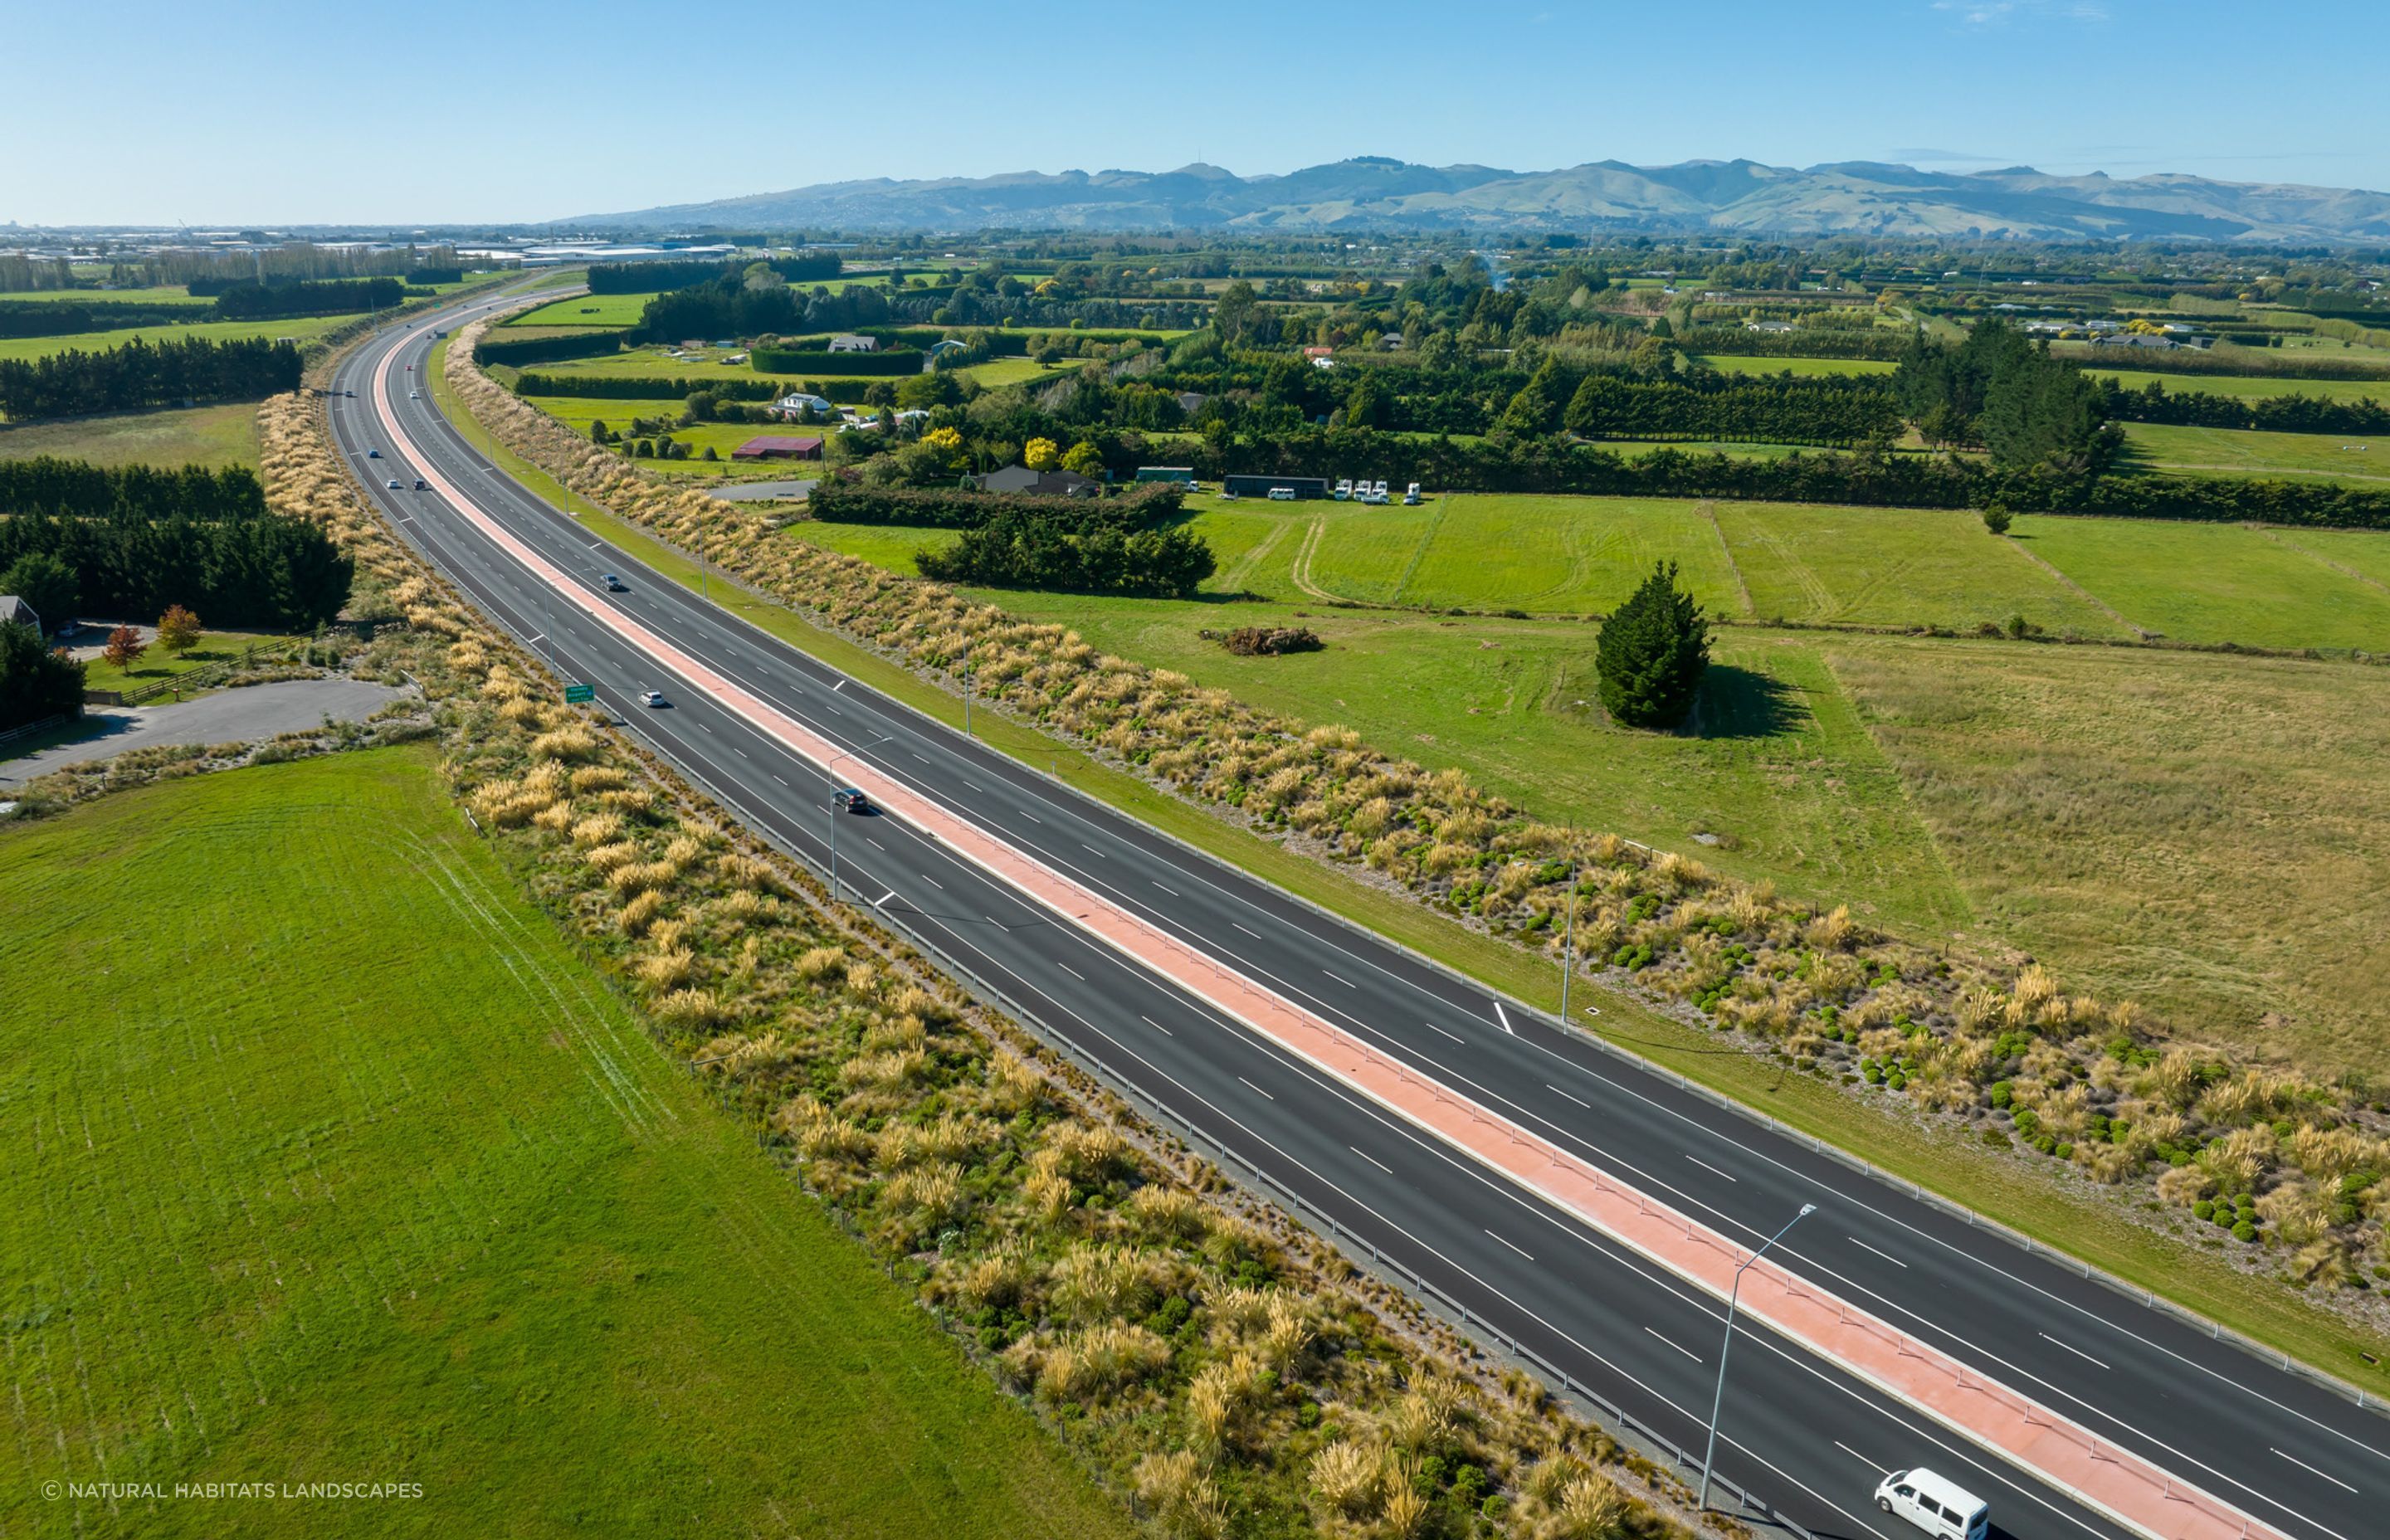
{"left": 1875, "top": 1469, "right": 1988, "bottom": 1540}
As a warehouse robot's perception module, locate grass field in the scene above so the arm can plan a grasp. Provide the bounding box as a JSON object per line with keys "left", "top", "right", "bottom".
{"left": 1298, "top": 494, "right": 1745, "bottom": 613}
{"left": 524, "top": 347, "right": 1071, "bottom": 392}
{"left": 0, "top": 314, "right": 358, "bottom": 364}
{"left": 2090, "top": 368, "right": 2390, "bottom": 404}
{"left": 76, "top": 628, "right": 288, "bottom": 693}
{"left": 2119, "top": 422, "right": 2390, "bottom": 483}
{"left": 1715, "top": 503, "right": 2133, "bottom": 636}
{"left": 1690, "top": 353, "right": 1898, "bottom": 378}
{"left": 1828, "top": 637, "right": 2390, "bottom": 1075}
{"left": 0, "top": 400, "right": 259, "bottom": 467}
{"left": 2015, "top": 514, "right": 2390, "bottom": 650}
{"left": 0, "top": 285, "right": 214, "bottom": 308}
{"left": 0, "top": 749, "right": 1133, "bottom": 1539}
{"left": 505, "top": 291, "right": 657, "bottom": 328}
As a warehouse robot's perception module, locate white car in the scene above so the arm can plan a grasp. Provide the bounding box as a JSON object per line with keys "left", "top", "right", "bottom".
{"left": 409, "top": 390, "right": 421, "bottom": 399}
{"left": 640, "top": 690, "right": 666, "bottom": 708}
{"left": 385, "top": 479, "right": 402, "bottom": 490}
{"left": 1875, "top": 1469, "right": 1988, "bottom": 1540}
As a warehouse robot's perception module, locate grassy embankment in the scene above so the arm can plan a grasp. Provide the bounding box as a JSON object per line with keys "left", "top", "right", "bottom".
{"left": 451, "top": 346, "right": 2390, "bottom": 1394}
{"left": 0, "top": 748, "right": 1134, "bottom": 1540}
{"left": 0, "top": 401, "right": 260, "bottom": 467}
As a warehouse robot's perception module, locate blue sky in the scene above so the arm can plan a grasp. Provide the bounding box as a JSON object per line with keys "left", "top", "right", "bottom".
{"left": 3, "top": 0, "right": 2383, "bottom": 226}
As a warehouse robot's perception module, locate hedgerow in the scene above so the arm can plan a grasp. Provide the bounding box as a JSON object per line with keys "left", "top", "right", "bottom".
{"left": 451, "top": 314, "right": 2390, "bottom": 1320}
{"left": 251, "top": 375, "right": 1704, "bottom": 1538}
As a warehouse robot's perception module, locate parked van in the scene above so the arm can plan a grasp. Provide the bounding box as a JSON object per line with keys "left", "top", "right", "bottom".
{"left": 1875, "top": 1469, "right": 1988, "bottom": 1540}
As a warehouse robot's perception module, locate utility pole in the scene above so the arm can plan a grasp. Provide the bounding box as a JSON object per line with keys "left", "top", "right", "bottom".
{"left": 963, "top": 661, "right": 973, "bottom": 737}
{"left": 1698, "top": 1202, "right": 1817, "bottom": 1514}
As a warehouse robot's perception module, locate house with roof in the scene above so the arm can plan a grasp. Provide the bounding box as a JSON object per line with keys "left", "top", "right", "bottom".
{"left": 768, "top": 392, "right": 838, "bottom": 421}
{"left": 0, "top": 595, "right": 40, "bottom": 635}
{"left": 827, "top": 334, "right": 880, "bottom": 353}
{"left": 732, "top": 435, "right": 824, "bottom": 461}
{"left": 1174, "top": 391, "right": 1208, "bottom": 416}
{"left": 975, "top": 465, "right": 1100, "bottom": 497}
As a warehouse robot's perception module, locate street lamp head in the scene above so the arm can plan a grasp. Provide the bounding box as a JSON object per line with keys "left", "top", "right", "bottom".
{"left": 1798, "top": 1203, "right": 1817, "bottom": 1216}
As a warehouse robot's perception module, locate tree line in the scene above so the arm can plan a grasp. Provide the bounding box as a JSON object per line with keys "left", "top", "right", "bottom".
{"left": 2093, "top": 378, "right": 2390, "bottom": 436}
{"left": 0, "top": 458, "right": 266, "bottom": 521}
{"left": 587, "top": 253, "right": 841, "bottom": 295}
{"left": 210, "top": 277, "right": 406, "bottom": 319}
{"left": 0, "top": 300, "right": 198, "bottom": 339}
{"left": 0, "top": 510, "right": 352, "bottom": 631}
{"left": 913, "top": 503, "right": 1214, "bottom": 597}
{"left": 0, "top": 335, "right": 302, "bottom": 420}
{"left": 1892, "top": 319, "right": 2117, "bottom": 472}
{"left": 808, "top": 481, "right": 1183, "bottom": 529}
{"left": 0, "top": 619, "right": 81, "bottom": 732}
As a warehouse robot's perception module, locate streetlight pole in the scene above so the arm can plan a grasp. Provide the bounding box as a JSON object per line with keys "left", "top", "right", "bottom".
{"left": 1697, "top": 1201, "right": 1817, "bottom": 1515}
{"left": 963, "top": 661, "right": 973, "bottom": 738}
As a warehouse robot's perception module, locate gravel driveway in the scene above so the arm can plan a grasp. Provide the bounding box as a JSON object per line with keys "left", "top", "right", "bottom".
{"left": 0, "top": 678, "right": 412, "bottom": 787}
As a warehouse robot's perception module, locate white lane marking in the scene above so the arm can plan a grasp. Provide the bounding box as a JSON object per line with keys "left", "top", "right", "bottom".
{"left": 1153, "top": 880, "right": 1179, "bottom": 897}
{"left": 1685, "top": 1154, "right": 1739, "bottom": 1182}
{"left": 1834, "top": 1440, "right": 1883, "bottom": 1472}
{"left": 771, "top": 773, "right": 788, "bottom": 787}
{"left": 1494, "top": 1001, "right": 1514, "bottom": 1034}
{"left": 866, "top": 837, "right": 885, "bottom": 850}
{"left": 1323, "top": 970, "right": 1355, "bottom": 988}
{"left": 2039, "top": 1333, "right": 2112, "bottom": 1372}
{"left": 1139, "top": 1014, "right": 1173, "bottom": 1037}
{"left": 1485, "top": 1229, "right": 1535, "bottom": 1263}
{"left": 1350, "top": 1146, "right": 1394, "bottom": 1175}
{"left": 921, "top": 875, "right": 942, "bottom": 890}
{"left": 1080, "top": 842, "right": 1105, "bottom": 858}
{"left": 1644, "top": 1326, "right": 1701, "bottom": 1363}
{"left": 525, "top": 632, "right": 545, "bottom": 644}
{"left": 1022, "top": 812, "right": 1041, "bottom": 823}
{"left": 2270, "top": 1448, "right": 2358, "bottom": 1494}
{"left": 874, "top": 889, "right": 895, "bottom": 908}
{"left": 1058, "top": 963, "right": 1083, "bottom": 981}
{"left": 1236, "top": 1076, "right": 1275, "bottom": 1101}
{"left": 1427, "top": 1021, "right": 1466, "bottom": 1044}
{"left": 963, "top": 778, "right": 983, "bottom": 792}
{"left": 832, "top": 679, "right": 846, "bottom": 691}
{"left": 1545, "top": 1083, "right": 1592, "bottom": 1109}
{"left": 1850, "top": 1237, "right": 1909, "bottom": 1270}
{"left": 912, "top": 753, "right": 929, "bottom": 765}
{"left": 1232, "top": 922, "right": 1261, "bottom": 939}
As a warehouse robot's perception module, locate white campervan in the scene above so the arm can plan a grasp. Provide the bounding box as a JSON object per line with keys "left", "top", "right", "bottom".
{"left": 1875, "top": 1469, "right": 1988, "bottom": 1540}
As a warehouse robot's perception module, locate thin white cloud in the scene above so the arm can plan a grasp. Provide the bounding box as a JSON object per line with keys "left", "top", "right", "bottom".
{"left": 1934, "top": 0, "right": 2106, "bottom": 25}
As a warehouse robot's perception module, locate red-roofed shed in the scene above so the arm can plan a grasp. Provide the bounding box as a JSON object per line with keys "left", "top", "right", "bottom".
{"left": 732, "top": 435, "right": 824, "bottom": 461}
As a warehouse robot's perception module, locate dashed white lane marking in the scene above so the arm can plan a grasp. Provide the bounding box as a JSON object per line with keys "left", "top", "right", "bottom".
{"left": 1426, "top": 1021, "right": 1466, "bottom": 1044}
{"left": 1644, "top": 1326, "right": 1702, "bottom": 1363}
{"left": 1232, "top": 922, "right": 1261, "bottom": 939}
{"left": 1545, "top": 1083, "right": 1592, "bottom": 1109}
{"left": 1485, "top": 1229, "right": 1535, "bottom": 1263}
{"left": 1833, "top": 1440, "right": 1882, "bottom": 1471}
{"left": 1153, "top": 880, "right": 1179, "bottom": 896}
{"left": 1139, "top": 1014, "right": 1173, "bottom": 1036}
{"left": 1494, "top": 1001, "right": 1514, "bottom": 1034}
{"left": 1850, "top": 1236, "right": 1909, "bottom": 1269}
{"left": 2038, "top": 1333, "right": 2111, "bottom": 1372}
{"left": 1058, "top": 963, "right": 1083, "bottom": 981}
{"left": 1350, "top": 1146, "right": 1393, "bottom": 1175}
{"left": 1324, "top": 970, "right": 1354, "bottom": 987}
{"left": 1237, "top": 1076, "right": 1275, "bottom": 1101}
{"left": 2269, "top": 1448, "right": 2357, "bottom": 1494}
{"left": 1685, "top": 1154, "right": 1739, "bottom": 1182}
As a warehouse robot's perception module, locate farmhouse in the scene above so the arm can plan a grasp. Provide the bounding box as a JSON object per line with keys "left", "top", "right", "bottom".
{"left": 827, "top": 334, "right": 879, "bottom": 353}
{"left": 0, "top": 594, "right": 41, "bottom": 634}
{"left": 976, "top": 465, "right": 1100, "bottom": 497}
{"left": 768, "top": 392, "right": 838, "bottom": 420}
{"left": 732, "top": 435, "right": 824, "bottom": 461}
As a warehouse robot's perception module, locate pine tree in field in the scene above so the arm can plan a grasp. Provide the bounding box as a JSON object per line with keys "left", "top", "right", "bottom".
{"left": 1596, "top": 561, "right": 1710, "bottom": 729}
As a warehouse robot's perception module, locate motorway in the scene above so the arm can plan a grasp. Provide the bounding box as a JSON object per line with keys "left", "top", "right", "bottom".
{"left": 327, "top": 289, "right": 2384, "bottom": 1540}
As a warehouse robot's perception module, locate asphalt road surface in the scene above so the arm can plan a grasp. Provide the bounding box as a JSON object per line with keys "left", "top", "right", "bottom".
{"left": 326, "top": 290, "right": 2385, "bottom": 1540}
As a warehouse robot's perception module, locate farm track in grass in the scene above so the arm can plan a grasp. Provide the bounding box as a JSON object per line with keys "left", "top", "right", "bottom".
{"left": 2013, "top": 513, "right": 2390, "bottom": 650}
{"left": 0, "top": 748, "right": 1134, "bottom": 1540}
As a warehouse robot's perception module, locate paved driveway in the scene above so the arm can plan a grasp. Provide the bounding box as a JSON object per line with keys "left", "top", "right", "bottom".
{"left": 0, "top": 678, "right": 412, "bottom": 787}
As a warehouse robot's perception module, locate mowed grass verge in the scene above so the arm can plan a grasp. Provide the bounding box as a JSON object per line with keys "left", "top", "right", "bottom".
{"left": 2119, "top": 421, "right": 2390, "bottom": 483}
{"left": 0, "top": 749, "right": 1132, "bottom": 1540}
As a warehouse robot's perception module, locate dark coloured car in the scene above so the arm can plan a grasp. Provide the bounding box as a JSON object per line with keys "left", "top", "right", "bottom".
{"left": 603, "top": 574, "right": 628, "bottom": 592}
{"left": 833, "top": 787, "right": 871, "bottom": 814}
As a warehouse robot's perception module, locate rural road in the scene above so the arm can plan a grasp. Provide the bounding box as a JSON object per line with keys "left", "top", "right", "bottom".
{"left": 0, "top": 678, "right": 409, "bottom": 787}
{"left": 329, "top": 289, "right": 2386, "bottom": 1540}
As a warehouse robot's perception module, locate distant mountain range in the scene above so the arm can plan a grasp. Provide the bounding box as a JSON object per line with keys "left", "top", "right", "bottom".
{"left": 560, "top": 157, "right": 2390, "bottom": 243}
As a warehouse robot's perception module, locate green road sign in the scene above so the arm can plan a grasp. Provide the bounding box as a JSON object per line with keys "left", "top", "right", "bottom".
{"left": 563, "top": 683, "right": 595, "bottom": 704}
